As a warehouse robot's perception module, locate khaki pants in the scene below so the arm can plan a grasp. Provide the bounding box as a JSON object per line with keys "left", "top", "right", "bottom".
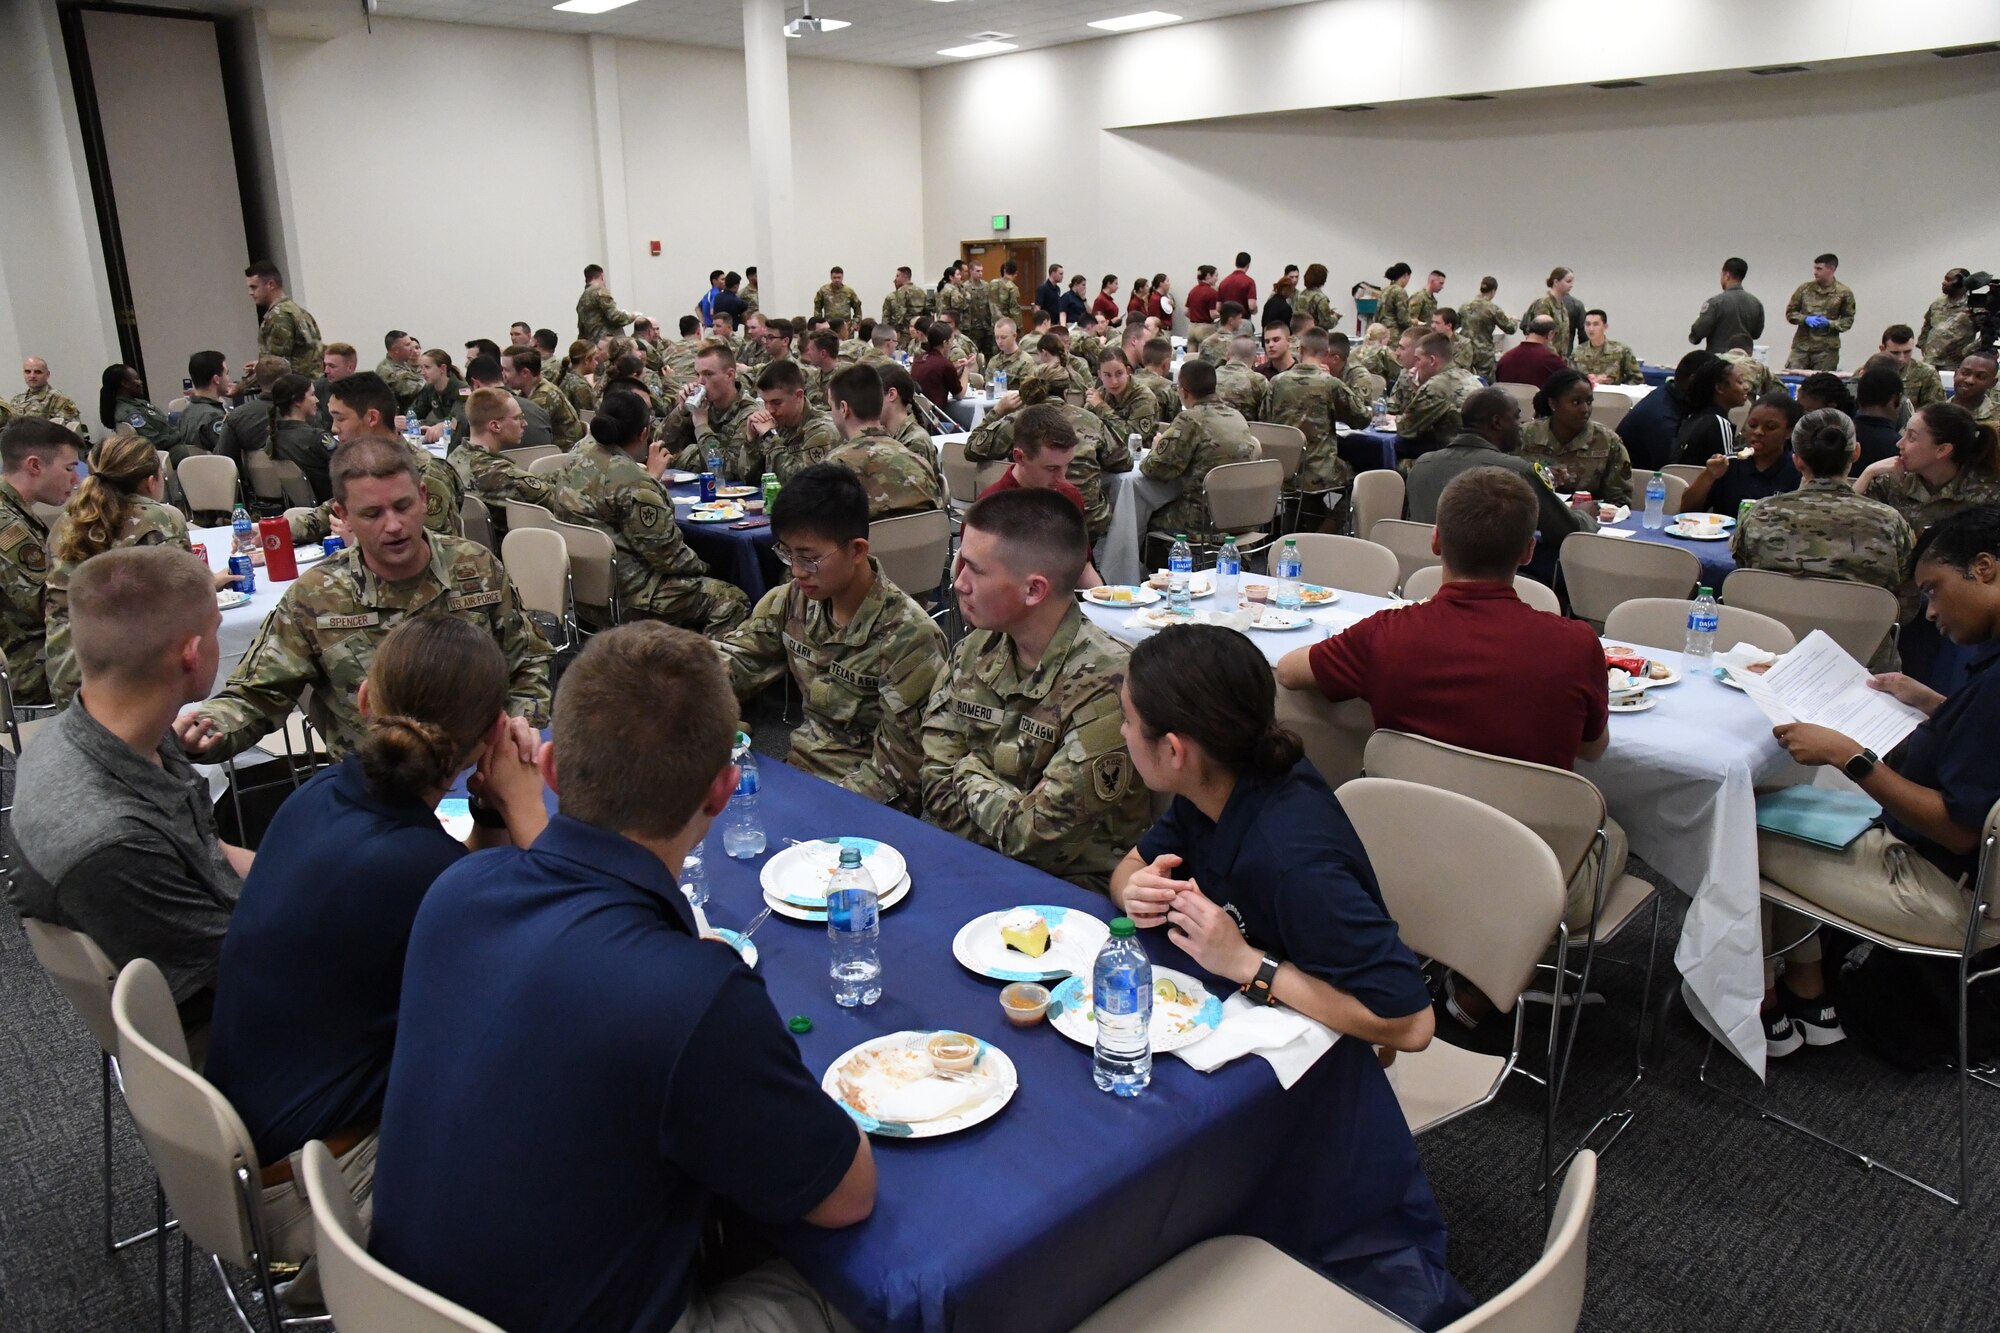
{"left": 1757, "top": 827, "right": 1997, "bottom": 986}
{"left": 1186, "top": 323, "right": 1216, "bottom": 349}
{"left": 1565, "top": 815, "right": 1630, "bottom": 931}
{"left": 669, "top": 1261, "right": 859, "bottom": 1333}
{"left": 259, "top": 1131, "right": 379, "bottom": 1267}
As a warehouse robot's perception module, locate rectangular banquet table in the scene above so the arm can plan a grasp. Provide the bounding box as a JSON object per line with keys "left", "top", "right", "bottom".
{"left": 194, "top": 525, "right": 313, "bottom": 689}
{"left": 1335, "top": 425, "right": 1400, "bottom": 474}
{"left": 667, "top": 480, "right": 784, "bottom": 599}
{"left": 1603, "top": 512, "right": 1737, "bottom": 588}
{"left": 504, "top": 759, "right": 1466, "bottom": 1332}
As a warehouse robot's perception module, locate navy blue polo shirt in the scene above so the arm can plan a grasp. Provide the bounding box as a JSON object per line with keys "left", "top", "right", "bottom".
{"left": 369, "top": 814, "right": 859, "bottom": 1333}
{"left": 1694, "top": 453, "right": 1800, "bottom": 518}
{"left": 206, "top": 757, "right": 465, "bottom": 1163}
{"left": 1886, "top": 638, "right": 2000, "bottom": 883}
{"left": 1137, "top": 760, "right": 1432, "bottom": 1019}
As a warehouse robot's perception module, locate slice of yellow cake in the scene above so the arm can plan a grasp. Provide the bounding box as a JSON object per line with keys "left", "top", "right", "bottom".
{"left": 998, "top": 908, "right": 1051, "bottom": 958}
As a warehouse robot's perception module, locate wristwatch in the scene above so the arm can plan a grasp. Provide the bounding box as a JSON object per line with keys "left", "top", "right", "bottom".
{"left": 466, "top": 792, "right": 508, "bottom": 829}
{"left": 1243, "top": 955, "right": 1282, "bottom": 1007}
{"left": 1842, "top": 748, "right": 1878, "bottom": 783}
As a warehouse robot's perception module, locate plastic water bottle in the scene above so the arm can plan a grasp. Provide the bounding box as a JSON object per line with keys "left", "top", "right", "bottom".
{"left": 438, "top": 416, "right": 454, "bottom": 446}
{"left": 403, "top": 413, "right": 423, "bottom": 448}
{"left": 1643, "top": 471, "right": 1668, "bottom": 530}
{"left": 1216, "top": 536, "right": 1241, "bottom": 604}
{"left": 704, "top": 440, "right": 725, "bottom": 484}
{"left": 1274, "top": 538, "right": 1304, "bottom": 612}
{"left": 680, "top": 840, "right": 708, "bottom": 909}
{"left": 721, "top": 732, "right": 766, "bottom": 859}
{"left": 1092, "top": 917, "right": 1152, "bottom": 1096}
{"left": 827, "top": 848, "right": 882, "bottom": 1007}
{"left": 992, "top": 371, "right": 1007, "bottom": 397}
{"left": 231, "top": 505, "right": 254, "bottom": 555}
{"left": 1167, "top": 534, "right": 1193, "bottom": 617}
{"left": 1371, "top": 396, "right": 1389, "bottom": 430}
{"left": 1684, "top": 586, "right": 1719, "bottom": 672}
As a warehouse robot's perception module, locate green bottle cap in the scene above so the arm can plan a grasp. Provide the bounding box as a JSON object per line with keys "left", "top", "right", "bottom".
{"left": 1109, "top": 917, "right": 1136, "bottom": 938}
{"left": 838, "top": 846, "right": 862, "bottom": 869}
{"left": 1698, "top": 586, "right": 1713, "bottom": 597}
{"left": 788, "top": 1015, "right": 813, "bottom": 1034}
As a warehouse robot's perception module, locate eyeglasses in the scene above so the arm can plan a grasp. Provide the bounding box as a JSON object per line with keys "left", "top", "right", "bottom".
{"left": 772, "top": 543, "right": 832, "bottom": 575}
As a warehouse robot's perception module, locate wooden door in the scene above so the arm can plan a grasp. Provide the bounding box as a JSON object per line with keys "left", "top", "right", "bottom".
{"left": 964, "top": 237, "right": 1044, "bottom": 311}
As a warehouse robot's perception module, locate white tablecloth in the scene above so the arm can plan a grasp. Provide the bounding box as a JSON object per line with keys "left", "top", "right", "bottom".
{"left": 1097, "top": 466, "right": 1178, "bottom": 586}
{"left": 193, "top": 525, "right": 330, "bottom": 690}
{"left": 1081, "top": 586, "right": 1399, "bottom": 663}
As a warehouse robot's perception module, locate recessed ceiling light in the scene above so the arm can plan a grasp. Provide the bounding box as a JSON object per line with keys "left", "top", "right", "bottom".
{"left": 938, "top": 39, "right": 1019, "bottom": 58}
{"left": 552, "top": 0, "right": 640, "bottom": 13}
{"left": 1087, "top": 11, "right": 1182, "bottom": 32}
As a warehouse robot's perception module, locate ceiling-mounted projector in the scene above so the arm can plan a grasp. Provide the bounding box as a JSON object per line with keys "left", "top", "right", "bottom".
{"left": 784, "top": 15, "right": 825, "bottom": 35}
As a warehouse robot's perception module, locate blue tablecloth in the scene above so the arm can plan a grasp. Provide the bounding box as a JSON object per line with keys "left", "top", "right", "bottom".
{"left": 1607, "top": 513, "right": 1737, "bottom": 587}
{"left": 669, "top": 481, "right": 783, "bottom": 599}
{"left": 1641, "top": 364, "right": 1671, "bottom": 388}
{"left": 476, "top": 759, "right": 1465, "bottom": 1331}
{"left": 1339, "top": 428, "right": 1399, "bottom": 474}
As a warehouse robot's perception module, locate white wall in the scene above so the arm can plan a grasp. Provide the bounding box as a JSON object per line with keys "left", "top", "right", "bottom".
{"left": 922, "top": 57, "right": 2000, "bottom": 367}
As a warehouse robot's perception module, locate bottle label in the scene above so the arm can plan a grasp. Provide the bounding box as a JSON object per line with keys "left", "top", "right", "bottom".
{"left": 1689, "top": 612, "right": 1718, "bottom": 633}
{"left": 736, "top": 767, "right": 759, "bottom": 797}
{"left": 1099, "top": 975, "right": 1142, "bottom": 1015}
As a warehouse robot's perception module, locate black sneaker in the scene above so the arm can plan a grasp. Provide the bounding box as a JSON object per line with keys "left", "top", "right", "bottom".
{"left": 1764, "top": 1007, "right": 1804, "bottom": 1059}
{"left": 1780, "top": 986, "right": 1846, "bottom": 1047}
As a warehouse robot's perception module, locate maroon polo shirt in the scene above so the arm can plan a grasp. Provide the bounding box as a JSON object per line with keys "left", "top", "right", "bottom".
{"left": 1217, "top": 270, "right": 1258, "bottom": 310}
{"left": 1186, "top": 283, "right": 1221, "bottom": 324}
{"left": 1494, "top": 343, "right": 1568, "bottom": 389}
{"left": 1307, "top": 580, "right": 1608, "bottom": 770}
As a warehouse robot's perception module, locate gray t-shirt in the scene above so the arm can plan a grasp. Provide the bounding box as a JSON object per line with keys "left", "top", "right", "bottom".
{"left": 1404, "top": 434, "right": 1597, "bottom": 542}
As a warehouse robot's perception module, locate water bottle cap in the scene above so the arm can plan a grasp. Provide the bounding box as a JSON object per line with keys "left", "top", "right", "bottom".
{"left": 838, "top": 846, "right": 863, "bottom": 868}
{"left": 788, "top": 1015, "right": 813, "bottom": 1034}
{"left": 1109, "top": 917, "right": 1136, "bottom": 938}
{"left": 1175, "top": 533, "right": 1187, "bottom": 540}
{"left": 1697, "top": 586, "right": 1713, "bottom": 597}
{"left": 1223, "top": 536, "right": 1236, "bottom": 545}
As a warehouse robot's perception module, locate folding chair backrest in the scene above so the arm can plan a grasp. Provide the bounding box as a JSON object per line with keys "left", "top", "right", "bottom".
{"left": 241, "top": 447, "right": 286, "bottom": 502}
{"left": 527, "top": 454, "right": 570, "bottom": 476}
{"left": 1286, "top": 532, "right": 1398, "bottom": 596}
{"left": 1445, "top": 1150, "right": 1597, "bottom": 1333}
{"left": 1368, "top": 518, "right": 1440, "bottom": 593}
{"left": 460, "top": 495, "right": 494, "bottom": 551}
{"left": 1400, "top": 566, "right": 1561, "bottom": 614}
{"left": 1497, "top": 382, "right": 1538, "bottom": 411}
{"left": 1720, "top": 569, "right": 1898, "bottom": 666}
{"left": 1587, "top": 397, "right": 1630, "bottom": 432}
{"left": 501, "top": 528, "right": 569, "bottom": 622}
{"left": 1660, "top": 463, "right": 1706, "bottom": 489}
{"left": 503, "top": 500, "right": 559, "bottom": 532}
{"left": 1203, "top": 459, "right": 1282, "bottom": 534}
{"left": 1630, "top": 470, "right": 1687, "bottom": 516}
{"left": 1349, "top": 468, "right": 1404, "bottom": 538}
{"left": 21, "top": 918, "right": 120, "bottom": 1054}
{"left": 1247, "top": 423, "right": 1305, "bottom": 484}
{"left": 869, "top": 509, "right": 951, "bottom": 598}
{"left": 940, "top": 442, "right": 983, "bottom": 506}
{"left": 177, "top": 455, "right": 239, "bottom": 514}
{"left": 1604, "top": 597, "right": 1795, "bottom": 656}
{"left": 1275, "top": 688, "right": 1371, "bottom": 788}
{"left": 553, "top": 518, "right": 617, "bottom": 614}
{"left": 1558, "top": 531, "right": 1700, "bottom": 627}
{"left": 1336, "top": 776, "right": 1565, "bottom": 1011}
{"left": 500, "top": 444, "right": 561, "bottom": 469}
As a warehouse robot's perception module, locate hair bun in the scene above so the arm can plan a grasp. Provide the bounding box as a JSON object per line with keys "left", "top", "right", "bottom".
{"left": 357, "top": 713, "right": 462, "bottom": 804}
{"left": 1253, "top": 723, "right": 1305, "bottom": 775}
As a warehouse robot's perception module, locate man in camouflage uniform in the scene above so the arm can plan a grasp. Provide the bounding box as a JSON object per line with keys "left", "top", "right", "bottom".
{"left": 549, "top": 388, "right": 748, "bottom": 636}
{"left": 1197, "top": 303, "right": 1249, "bottom": 364}
{"left": 1353, "top": 324, "right": 1403, "bottom": 390}
{"left": 961, "top": 261, "right": 997, "bottom": 356}
{"left": 1877, "top": 324, "right": 1945, "bottom": 410}
{"left": 823, "top": 365, "right": 941, "bottom": 520}
{"left": 1135, "top": 337, "right": 1181, "bottom": 426}
{"left": 576, "top": 263, "right": 636, "bottom": 343}
{"left": 935, "top": 310, "right": 980, "bottom": 371}
{"left": 985, "top": 319, "right": 1035, "bottom": 391}
{"left": 1451, "top": 284, "right": 1515, "bottom": 378}
{"left": 12, "top": 358, "right": 85, "bottom": 430}
{"left": 375, "top": 330, "right": 425, "bottom": 411}
{"left": 1085, "top": 352, "right": 1159, "bottom": 451}
{"left": 1783, "top": 254, "right": 1856, "bottom": 371}
{"left": 814, "top": 267, "right": 863, "bottom": 325}
{"left": 1408, "top": 270, "right": 1444, "bottom": 331}
{"left": 1214, "top": 336, "right": 1269, "bottom": 421}
{"left": 0, "top": 419, "right": 82, "bottom": 706}
{"left": 882, "top": 267, "right": 929, "bottom": 338}
{"left": 501, "top": 346, "right": 584, "bottom": 451}
{"left": 1142, "top": 359, "right": 1259, "bottom": 542}
{"left": 242, "top": 261, "right": 322, "bottom": 389}
{"left": 1521, "top": 268, "right": 1577, "bottom": 359}
{"left": 1571, "top": 310, "right": 1643, "bottom": 385}
{"left": 1920, "top": 270, "right": 1977, "bottom": 372}
{"left": 966, "top": 368, "right": 1126, "bottom": 542}
{"left": 450, "top": 388, "right": 556, "bottom": 533}
{"left": 1720, "top": 336, "right": 1781, "bottom": 403}
{"left": 1267, "top": 329, "right": 1370, "bottom": 496}
{"left": 1950, "top": 353, "right": 1997, "bottom": 428}
{"left": 1069, "top": 317, "right": 1111, "bottom": 373}
{"left": 920, "top": 487, "right": 1150, "bottom": 891}
{"left": 716, "top": 463, "right": 946, "bottom": 811}
{"left": 658, "top": 343, "right": 761, "bottom": 478}
{"left": 171, "top": 351, "right": 234, "bottom": 468}
{"left": 1383, "top": 328, "right": 1426, "bottom": 417}
{"left": 742, "top": 359, "right": 842, "bottom": 483}
{"left": 175, "top": 437, "right": 552, "bottom": 764}
{"left": 1375, "top": 270, "right": 1414, "bottom": 337}
{"left": 292, "top": 373, "right": 462, "bottom": 542}
{"left": 1396, "top": 332, "right": 1481, "bottom": 464}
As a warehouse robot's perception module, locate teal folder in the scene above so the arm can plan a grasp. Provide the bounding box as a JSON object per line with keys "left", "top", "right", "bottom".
{"left": 1756, "top": 786, "right": 1881, "bottom": 852}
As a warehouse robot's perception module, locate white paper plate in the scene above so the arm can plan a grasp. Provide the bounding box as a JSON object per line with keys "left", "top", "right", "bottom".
{"left": 1144, "top": 572, "right": 1216, "bottom": 599}
{"left": 762, "top": 873, "right": 911, "bottom": 923}
{"left": 1243, "top": 608, "right": 1314, "bottom": 631}
{"left": 1047, "top": 966, "right": 1226, "bottom": 1055}
{"left": 1664, "top": 524, "right": 1730, "bottom": 542}
{"left": 1608, "top": 694, "right": 1657, "bottom": 713}
{"left": 952, "top": 906, "right": 1111, "bottom": 983}
{"left": 1084, "top": 584, "right": 1162, "bottom": 607}
{"left": 1603, "top": 649, "right": 1681, "bottom": 691}
{"left": 710, "top": 927, "right": 758, "bottom": 968}
{"left": 759, "top": 837, "right": 909, "bottom": 908}
{"left": 292, "top": 545, "right": 330, "bottom": 567}
{"left": 435, "top": 797, "right": 472, "bottom": 841}
{"left": 666, "top": 470, "right": 699, "bottom": 483}
{"left": 216, "top": 589, "right": 251, "bottom": 609}
{"left": 823, "top": 1031, "right": 1017, "bottom": 1139}
{"left": 688, "top": 505, "right": 745, "bottom": 523}
{"left": 717, "top": 485, "right": 759, "bottom": 499}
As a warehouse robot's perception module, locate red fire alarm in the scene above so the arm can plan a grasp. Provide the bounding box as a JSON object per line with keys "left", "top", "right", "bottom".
{"left": 650, "top": 240, "right": 662, "bottom": 256}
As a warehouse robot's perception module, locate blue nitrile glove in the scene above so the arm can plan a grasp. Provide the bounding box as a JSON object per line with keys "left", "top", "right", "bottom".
{"left": 1804, "top": 315, "right": 1829, "bottom": 330}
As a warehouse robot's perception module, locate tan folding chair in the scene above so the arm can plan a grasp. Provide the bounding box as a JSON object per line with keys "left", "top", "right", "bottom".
{"left": 1401, "top": 566, "right": 1562, "bottom": 613}
{"left": 1078, "top": 1151, "right": 1597, "bottom": 1333}
{"left": 1629, "top": 470, "right": 1687, "bottom": 516}
{"left": 167, "top": 395, "right": 190, "bottom": 416}
{"left": 1587, "top": 395, "right": 1631, "bottom": 432}
{"left": 241, "top": 449, "right": 287, "bottom": 509}
{"left": 503, "top": 500, "right": 559, "bottom": 533}
{"left": 1338, "top": 777, "right": 1569, "bottom": 1195}
{"left": 552, "top": 517, "right": 621, "bottom": 631}
{"left": 1701, "top": 799, "right": 2000, "bottom": 1207}
{"left": 870, "top": 509, "right": 952, "bottom": 599}
{"left": 1246, "top": 422, "right": 1304, "bottom": 485}
{"left": 460, "top": 495, "right": 494, "bottom": 551}
{"left": 1497, "top": 381, "right": 1539, "bottom": 412}
{"left": 1348, "top": 468, "right": 1403, "bottom": 539}
{"left": 940, "top": 441, "right": 1007, "bottom": 514}
{"left": 1368, "top": 518, "right": 1440, "bottom": 594}
{"left": 1660, "top": 463, "right": 1706, "bottom": 489}
{"left": 1063, "top": 389, "right": 1087, "bottom": 408}
{"left": 270, "top": 461, "right": 318, "bottom": 510}
{"left": 1558, "top": 531, "right": 1700, "bottom": 630}
{"left": 526, "top": 454, "right": 570, "bottom": 476}
{"left": 20, "top": 920, "right": 175, "bottom": 1255}
{"left": 112, "top": 959, "right": 310, "bottom": 1333}
{"left": 177, "top": 455, "right": 240, "bottom": 516}
{"left": 1720, "top": 569, "right": 1898, "bottom": 666}
{"left": 1273, "top": 687, "right": 1371, "bottom": 787}
{"left": 500, "top": 444, "right": 561, "bottom": 469}
{"left": 1604, "top": 598, "right": 1796, "bottom": 655}
{"left": 1201, "top": 458, "right": 1283, "bottom": 564}
{"left": 1727, "top": 403, "right": 1750, "bottom": 429}
{"left": 1283, "top": 532, "right": 1398, "bottom": 596}
{"left": 502, "top": 528, "right": 573, "bottom": 651}
{"left": 301, "top": 1141, "right": 502, "bottom": 1333}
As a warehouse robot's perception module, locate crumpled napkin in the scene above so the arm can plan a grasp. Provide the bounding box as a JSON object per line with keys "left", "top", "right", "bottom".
{"left": 1172, "top": 992, "right": 1339, "bottom": 1088}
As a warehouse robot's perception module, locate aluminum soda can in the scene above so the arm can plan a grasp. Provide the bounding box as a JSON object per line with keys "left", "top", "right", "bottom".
{"left": 228, "top": 554, "right": 256, "bottom": 593}
{"left": 699, "top": 472, "right": 718, "bottom": 502}
{"left": 323, "top": 536, "right": 345, "bottom": 557}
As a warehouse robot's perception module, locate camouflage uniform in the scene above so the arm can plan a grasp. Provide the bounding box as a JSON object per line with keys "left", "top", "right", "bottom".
{"left": 376, "top": 358, "right": 424, "bottom": 411}
{"left": 659, "top": 390, "right": 761, "bottom": 479}
{"left": 1454, "top": 298, "right": 1517, "bottom": 380}
{"left": 0, "top": 478, "right": 54, "bottom": 705}
{"left": 288, "top": 445, "right": 464, "bottom": 544}
{"left": 826, "top": 430, "right": 943, "bottom": 520}
{"left": 1783, "top": 279, "right": 1856, "bottom": 371}
{"left": 715, "top": 559, "right": 947, "bottom": 811}
{"left": 748, "top": 408, "right": 843, "bottom": 485}
{"left": 985, "top": 348, "right": 1035, "bottom": 392}
{"left": 1864, "top": 466, "right": 2000, "bottom": 540}
{"left": 576, "top": 284, "right": 634, "bottom": 343}
{"left": 1396, "top": 367, "right": 1482, "bottom": 460}
{"left": 1265, "top": 361, "right": 1369, "bottom": 492}
{"left": 407, "top": 376, "right": 465, "bottom": 425}
{"left": 662, "top": 337, "right": 706, "bottom": 381}
{"left": 10, "top": 386, "right": 85, "bottom": 429}
{"left": 450, "top": 391, "right": 551, "bottom": 454}
{"left": 1721, "top": 350, "right": 1780, "bottom": 403}
{"left": 1900, "top": 358, "right": 1946, "bottom": 411}
{"left": 1385, "top": 372, "right": 1420, "bottom": 418}
{"left": 1196, "top": 330, "right": 1234, "bottom": 365}
{"left": 1294, "top": 287, "right": 1341, "bottom": 333}
{"left": 1408, "top": 289, "right": 1438, "bottom": 330}
{"left": 919, "top": 604, "right": 1150, "bottom": 892}
{"left": 1141, "top": 399, "right": 1260, "bottom": 541}
{"left": 519, "top": 376, "right": 583, "bottom": 452}
{"left": 891, "top": 416, "right": 948, "bottom": 497}
{"left": 1959, "top": 390, "right": 2000, "bottom": 429}
{"left": 112, "top": 395, "right": 176, "bottom": 451}
{"left": 549, "top": 439, "right": 748, "bottom": 634}
{"left": 1732, "top": 478, "right": 1913, "bottom": 669}
{"left": 560, "top": 370, "right": 599, "bottom": 414}
{"left": 1376, "top": 285, "right": 1413, "bottom": 336}
{"left": 1920, "top": 295, "right": 1975, "bottom": 372}
{"left": 964, "top": 395, "right": 1127, "bottom": 542}
{"left": 171, "top": 394, "right": 229, "bottom": 468}
{"left": 1522, "top": 295, "right": 1573, "bottom": 358}
{"left": 1570, "top": 339, "right": 1643, "bottom": 385}
{"left": 1088, "top": 380, "right": 1159, "bottom": 448}
{"left": 44, "top": 497, "right": 192, "bottom": 705}
{"left": 1517, "top": 419, "right": 1634, "bottom": 505}
{"left": 192, "top": 533, "right": 552, "bottom": 761}
{"left": 882, "top": 284, "right": 928, "bottom": 336}
{"left": 448, "top": 440, "right": 555, "bottom": 512}
{"left": 1213, "top": 361, "right": 1268, "bottom": 422}
{"left": 814, "top": 283, "right": 863, "bottom": 325}
{"left": 1343, "top": 362, "right": 1382, "bottom": 401}
{"left": 1070, "top": 332, "right": 1109, "bottom": 372}
{"left": 257, "top": 298, "right": 323, "bottom": 380}
{"left": 989, "top": 279, "right": 1023, "bottom": 334}
{"left": 541, "top": 357, "right": 563, "bottom": 387}
{"left": 1133, "top": 366, "right": 1180, "bottom": 426}
{"left": 960, "top": 278, "right": 995, "bottom": 352}
{"left": 1354, "top": 343, "right": 1403, "bottom": 389}
{"left": 935, "top": 280, "right": 970, "bottom": 336}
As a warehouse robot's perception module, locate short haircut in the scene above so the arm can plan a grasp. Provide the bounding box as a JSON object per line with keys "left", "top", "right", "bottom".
{"left": 552, "top": 623, "right": 737, "bottom": 841}
{"left": 1815, "top": 253, "right": 1839, "bottom": 268}
{"left": 724, "top": 272, "right": 741, "bottom": 290}
{"left": 1417, "top": 331, "right": 1452, "bottom": 360}
{"left": 1013, "top": 403, "right": 1078, "bottom": 458}
{"left": 1219, "top": 301, "right": 1246, "bottom": 322}
{"left": 188, "top": 349, "right": 226, "bottom": 386}
{"left": 1459, "top": 386, "right": 1514, "bottom": 433}
{"left": 69, "top": 545, "right": 216, "bottom": 686}
{"left": 756, "top": 358, "right": 806, "bottom": 395}
{"left": 1047, "top": 262, "right": 1062, "bottom": 276}
{"left": 329, "top": 433, "right": 421, "bottom": 504}
{"left": 828, "top": 364, "right": 883, "bottom": 419}
{"left": 1722, "top": 257, "right": 1748, "bottom": 281}
{"left": 1584, "top": 308, "right": 1608, "bottom": 325}
{"left": 829, "top": 266, "right": 844, "bottom": 276}
{"left": 695, "top": 341, "right": 736, "bottom": 370}
{"left": 502, "top": 346, "right": 542, "bottom": 375}
{"left": 590, "top": 390, "right": 650, "bottom": 448}
{"left": 1527, "top": 316, "right": 1557, "bottom": 338}
{"left": 1436, "top": 466, "right": 1537, "bottom": 580}
{"left": 678, "top": 315, "right": 700, "bottom": 336}
{"left": 1, "top": 418, "right": 85, "bottom": 471}
{"left": 870, "top": 323, "right": 897, "bottom": 346}
{"left": 1178, "top": 359, "right": 1217, "bottom": 398}
{"left": 769, "top": 462, "right": 869, "bottom": 546}
{"left": 808, "top": 330, "right": 840, "bottom": 359}
{"left": 1002, "top": 260, "right": 1018, "bottom": 276}
{"left": 466, "top": 354, "right": 503, "bottom": 385}
{"left": 763, "top": 316, "right": 795, "bottom": 340}
{"left": 1912, "top": 504, "right": 2000, "bottom": 577}
{"left": 1856, "top": 361, "right": 1904, "bottom": 410}
{"left": 510, "top": 322, "right": 531, "bottom": 336}
{"left": 1429, "top": 269, "right": 1445, "bottom": 280}
{"left": 467, "top": 385, "right": 516, "bottom": 431}
{"left": 896, "top": 265, "right": 912, "bottom": 278}
{"left": 384, "top": 329, "right": 408, "bottom": 351}
{"left": 1433, "top": 308, "right": 1458, "bottom": 331}
{"left": 466, "top": 337, "right": 502, "bottom": 362}
{"left": 1796, "top": 371, "right": 1856, "bottom": 417}
{"left": 1326, "top": 332, "right": 1352, "bottom": 355}
{"left": 1142, "top": 336, "right": 1172, "bottom": 368}
{"left": 1791, "top": 408, "right": 1857, "bottom": 476}
{"left": 1881, "top": 323, "right": 1915, "bottom": 346}
{"left": 244, "top": 260, "right": 282, "bottom": 284}
{"left": 964, "top": 486, "right": 1088, "bottom": 591}
{"left": 320, "top": 344, "right": 356, "bottom": 365}
{"left": 584, "top": 264, "right": 604, "bottom": 282}
{"left": 709, "top": 269, "right": 724, "bottom": 282}
{"left": 1233, "top": 251, "right": 1251, "bottom": 268}
{"left": 328, "top": 371, "right": 398, "bottom": 430}
{"left": 535, "top": 328, "right": 560, "bottom": 354}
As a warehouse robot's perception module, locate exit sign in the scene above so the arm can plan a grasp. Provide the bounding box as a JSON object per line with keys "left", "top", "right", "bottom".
{"left": 991, "top": 214, "right": 1010, "bottom": 230}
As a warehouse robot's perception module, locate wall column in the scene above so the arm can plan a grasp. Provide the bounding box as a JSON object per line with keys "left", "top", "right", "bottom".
{"left": 741, "top": 0, "right": 802, "bottom": 315}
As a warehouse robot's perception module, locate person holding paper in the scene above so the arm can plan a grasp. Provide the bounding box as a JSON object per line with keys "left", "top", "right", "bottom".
{"left": 1760, "top": 507, "right": 2000, "bottom": 1057}
{"left": 1111, "top": 623, "right": 1435, "bottom": 1054}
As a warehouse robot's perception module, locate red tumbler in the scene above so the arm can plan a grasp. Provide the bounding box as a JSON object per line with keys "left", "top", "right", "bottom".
{"left": 258, "top": 517, "right": 298, "bottom": 582}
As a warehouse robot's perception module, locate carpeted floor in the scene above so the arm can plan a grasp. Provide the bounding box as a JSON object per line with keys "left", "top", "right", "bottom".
{"left": 4, "top": 732, "right": 1996, "bottom": 1330}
